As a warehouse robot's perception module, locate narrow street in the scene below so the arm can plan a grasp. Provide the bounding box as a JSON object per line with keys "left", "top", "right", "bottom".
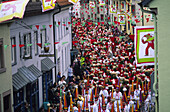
{"left": 67, "top": 17, "right": 155, "bottom": 111}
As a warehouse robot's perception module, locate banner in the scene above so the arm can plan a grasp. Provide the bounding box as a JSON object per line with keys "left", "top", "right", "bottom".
{"left": 118, "top": 14, "right": 125, "bottom": 25}
{"left": 41, "top": 0, "right": 56, "bottom": 12}
{"left": 69, "top": 0, "right": 78, "bottom": 4}
{"left": 89, "top": 1, "right": 95, "bottom": 8}
{"left": 109, "top": 5, "right": 116, "bottom": 13}
{"left": 99, "top": 0, "right": 105, "bottom": 6}
{"left": 0, "top": 0, "right": 29, "bottom": 23}
{"left": 135, "top": 26, "right": 154, "bottom": 66}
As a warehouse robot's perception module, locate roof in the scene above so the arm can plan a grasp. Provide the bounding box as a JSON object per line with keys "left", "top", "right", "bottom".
{"left": 12, "top": 72, "right": 28, "bottom": 91}
{"left": 28, "top": 64, "right": 43, "bottom": 78}
{"left": 41, "top": 58, "right": 55, "bottom": 72}
{"left": 56, "top": 0, "right": 72, "bottom": 7}
{"left": 138, "top": 0, "right": 152, "bottom": 7}
{"left": 18, "top": 66, "right": 37, "bottom": 83}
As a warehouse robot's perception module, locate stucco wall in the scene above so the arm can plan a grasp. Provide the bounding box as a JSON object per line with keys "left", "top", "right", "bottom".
{"left": 0, "top": 23, "right": 13, "bottom": 112}
{"left": 149, "top": 0, "right": 170, "bottom": 111}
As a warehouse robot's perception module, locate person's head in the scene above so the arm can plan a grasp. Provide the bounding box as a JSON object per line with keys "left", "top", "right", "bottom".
{"left": 58, "top": 72, "right": 61, "bottom": 76}
{"left": 116, "top": 87, "right": 119, "bottom": 93}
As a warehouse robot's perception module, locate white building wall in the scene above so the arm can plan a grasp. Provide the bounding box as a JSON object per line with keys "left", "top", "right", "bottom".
{"left": 10, "top": 7, "right": 72, "bottom": 108}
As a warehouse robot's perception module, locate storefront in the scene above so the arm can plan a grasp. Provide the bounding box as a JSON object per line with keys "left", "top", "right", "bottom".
{"left": 41, "top": 58, "right": 55, "bottom": 102}
{"left": 13, "top": 65, "right": 42, "bottom": 112}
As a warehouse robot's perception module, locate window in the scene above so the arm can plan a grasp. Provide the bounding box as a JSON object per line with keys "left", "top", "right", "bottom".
{"left": 62, "top": 49, "right": 64, "bottom": 73}
{"left": 0, "top": 38, "right": 6, "bottom": 73}
{"left": 116, "top": 1, "right": 118, "bottom": 10}
{"left": 23, "top": 33, "right": 32, "bottom": 58}
{"left": 65, "top": 47, "right": 67, "bottom": 71}
{"left": 13, "top": 89, "right": 24, "bottom": 112}
{"left": 97, "top": 7, "right": 99, "bottom": 13}
{"left": 11, "top": 37, "right": 16, "bottom": 65}
{"left": 40, "top": 29, "right": 47, "bottom": 51}
{"left": 3, "top": 90, "right": 11, "bottom": 112}
{"left": 63, "top": 18, "right": 66, "bottom": 35}
{"left": 57, "top": 58, "right": 60, "bottom": 73}
{"left": 101, "top": 14, "right": 104, "bottom": 21}
{"left": 128, "top": 21, "right": 130, "bottom": 30}
{"left": 66, "top": 18, "right": 69, "bottom": 34}
{"left": 60, "top": 20, "right": 63, "bottom": 39}
{"left": 131, "top": 5, "right": 135, "bottom": 16}
{"left": 121, "top": 1, "right": 125, "bottom": 10}
{"left": 58, "top": 21, "right": 60, "bottom": 41}
{"left": 34, "top": 31, "right": 38, "bottom": 55}
{"left": 91, "top": 13, "right": 93, "bottom": 19}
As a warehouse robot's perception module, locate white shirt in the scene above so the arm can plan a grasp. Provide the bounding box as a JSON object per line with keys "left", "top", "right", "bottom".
{"left": 68, "top": 67, "right": 73, "bottom": 76}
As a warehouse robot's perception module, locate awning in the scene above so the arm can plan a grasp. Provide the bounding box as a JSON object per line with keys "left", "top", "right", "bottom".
{"left": 18, "top": 66, "right": 37, "bottom": 83}
{"left": 41, "top": 57, "right": 55, "bottom": 72}
{"left": 12, "top": 72, "right": 28, "bottom": 91}
{"left": 28, "top": 64, "right": 42, "bottom": 78}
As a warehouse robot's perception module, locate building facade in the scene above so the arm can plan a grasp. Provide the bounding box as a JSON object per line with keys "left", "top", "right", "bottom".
{"left": 79, "top": 0, "right": 154, "bottom": 35}
{"left": 0, "top": 22, "right": 14, "bottom": 112}
{"left": 9, "top": 0, "right": 72, "bottom": 111}
{"left": 143, "top": 0, "right": 170, "bottom": 111}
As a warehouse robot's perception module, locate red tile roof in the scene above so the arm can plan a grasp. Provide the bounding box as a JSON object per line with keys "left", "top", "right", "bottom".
{"left": 56, "top": 0, "right": 72, "bottom": 7}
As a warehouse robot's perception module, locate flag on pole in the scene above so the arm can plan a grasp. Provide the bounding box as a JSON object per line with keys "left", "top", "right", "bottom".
{"left": 0, "top": 0, "right": 29, "bottom": 23}
{"left": 134, "top": 26, "right": 154, "bottom": 66}
{"left": 41, "top": 0, "right": 56, "bottom": 12}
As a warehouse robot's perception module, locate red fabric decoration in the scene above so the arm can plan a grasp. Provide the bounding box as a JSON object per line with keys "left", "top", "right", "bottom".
{"left": 129, "top": 35, "right": 134, "bottom": 41}
{"left": 49, "top": 25, "right": 52, "bottom": 28}
{"left": 114, "top": 21, "right": 117, "bottom": 24}
{"left": 135, "top": 19, "right": 140, "bottom": 23}
{"left": 68, "top": 22, "right": 71, "bottom": 24}
{"left": 54, "top": 42, "right": 59, "bottom": 44}
{"left": 146, "top": 18, "right": 149, "bottom": 22}
{"left": 101, "top": 22, "right": 104, "bottom": 25}
{"left": 12, "top": 45, "right": 16, "bottom": 48}
{"left": 35, "top": 25, "right": 39, "bottom": 30}
{"left": 98, "top": 22, "right": 100, "bottom": 25}
{"left": 19, "top": 44, "right": 25, "bottom": 48}
{"left": 36, "top": 43, "right": 42, "bottom": 47}
{"left": 58, "top": 22, "right": 60, "bottom": 25}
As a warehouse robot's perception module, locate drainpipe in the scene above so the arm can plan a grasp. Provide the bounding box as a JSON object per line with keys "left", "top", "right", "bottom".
{"left": 53, "top": 3, "right": 61, "bottom": 82}
{"left": 138, "top": 4, "right": 158, "bottom": 112}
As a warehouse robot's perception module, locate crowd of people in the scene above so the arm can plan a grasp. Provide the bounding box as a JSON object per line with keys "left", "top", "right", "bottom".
{"left": 43, "top": 17, "right": 155, "bottom": 112}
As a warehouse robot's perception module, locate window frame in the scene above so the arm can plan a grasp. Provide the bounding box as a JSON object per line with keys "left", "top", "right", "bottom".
{"left": 3, "top": 89, "right": 11, "bottom": 112}
{"left": 0, "top": 38, "right": 6, "bottom": 74}
{"left": 34, "top": 31, "right": 39, "bottom": 56}
{"left": 40, "top": 28, "right": 47, "bottom": 52}
{"left": 11, "top": 37, "right": 17, "bottom": 66}
{"left": 23, "top": 33, "right": 32, "bottom": 59}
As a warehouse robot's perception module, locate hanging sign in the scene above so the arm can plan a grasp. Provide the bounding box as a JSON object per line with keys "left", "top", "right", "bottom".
{"left": 69, "top": 0, "right": 78, "bottom": 4}
{"left": 118, "top": 14, "right": 125, "bottom": 25}
{"left": 41, "top": 0, "right": 56, "bottom": 12}
{"left": 89, "top": 1, "right": 95, "bottom": 8}
{"left": 109, "top": 5, "right": 117, "bottom": 13}
{"left": 0, "top": 0, "right": 29, "bottom": 23}
{"left": 99, "top": 0, "right": 105, "bottom": 6}
{"left": 135, "top": 26, "right": 155, "bottom": 66}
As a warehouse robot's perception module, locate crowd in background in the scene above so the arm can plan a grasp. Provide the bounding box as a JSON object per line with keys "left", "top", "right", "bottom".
{"left": 40, "top": 17, "right": 155, "bottom": 112}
